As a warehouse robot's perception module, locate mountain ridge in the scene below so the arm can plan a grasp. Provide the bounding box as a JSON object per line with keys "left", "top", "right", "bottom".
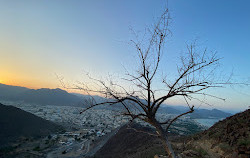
{"left": 0, "top": 83, "right": 232, "bottom": 118}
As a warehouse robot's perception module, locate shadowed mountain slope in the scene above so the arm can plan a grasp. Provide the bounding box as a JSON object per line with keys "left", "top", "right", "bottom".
{"left": 94, "top": 123, "right": 165, "bottom": 158}
{"left": 0, "top": 103, "right": 64, "bottom": 148}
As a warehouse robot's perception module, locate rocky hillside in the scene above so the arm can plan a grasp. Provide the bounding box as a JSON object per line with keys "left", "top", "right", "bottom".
{"left": 177, "top": 109, "right": 250, "bottom": 158}
{"left": 94, "top": 123, "right": 165, "bottom": 158}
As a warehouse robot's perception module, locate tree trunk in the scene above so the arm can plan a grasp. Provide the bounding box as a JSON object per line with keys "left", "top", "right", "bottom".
{"left": 155, "top": 123, "right": 176, "bottom": 158}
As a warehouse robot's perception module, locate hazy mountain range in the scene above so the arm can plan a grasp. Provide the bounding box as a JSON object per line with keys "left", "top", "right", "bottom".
{"left": 0, "top": 83, "right": 232, "bottom": 119}
{"left": 0, "top": 83, "right": 83, "bottom": 106}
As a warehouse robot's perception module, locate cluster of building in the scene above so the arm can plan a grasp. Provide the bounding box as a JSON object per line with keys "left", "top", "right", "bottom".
{"left": 8, "top": 103, "right": 128, "bottom": 130}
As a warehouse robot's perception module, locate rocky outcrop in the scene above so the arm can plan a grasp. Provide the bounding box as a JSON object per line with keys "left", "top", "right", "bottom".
{"left": 181, "top": 109, "right": 250, "bottom": 158}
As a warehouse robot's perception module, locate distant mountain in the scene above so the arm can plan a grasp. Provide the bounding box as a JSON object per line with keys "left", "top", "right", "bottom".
{"left": 158, "top": 106, "right": 182, "bottom": 114}
{"left": 0, "top": 83, "right": 232, "bottom": 118}
{"left": 0, "top": 103, "right": 64, "bottom": 148}
{"left": 71, "top": 93, "right": 107, "bottom": 103}
{"left": 167, "top": 105, "right": 190, "bottom": 111}
{"left": 158, "top": 105, "right": 232, "bottom": 119}
{"left": 0, "top": 83, "right": 84, "bottom": 106}
{"left": 17, "top": 88, "right": 83, "bottom": 106}
{"left": 0, "top": 83, "right": 29, "bottom": 100}
{"left": 188, "top": 108, "right": 232, "bottom": 119}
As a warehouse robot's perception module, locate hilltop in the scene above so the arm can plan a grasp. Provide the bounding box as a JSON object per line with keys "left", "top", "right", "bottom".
{"left": 94, "top": 123, "right": 164, "bottom": 158}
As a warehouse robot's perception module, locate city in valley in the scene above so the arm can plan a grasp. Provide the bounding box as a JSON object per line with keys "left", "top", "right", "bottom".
{"left": 1, "top": 100, "right": 205, "bottom": 157}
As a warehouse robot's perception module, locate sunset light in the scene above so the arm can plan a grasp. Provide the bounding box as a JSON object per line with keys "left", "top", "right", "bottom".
{"left": 0, "top": 1, "right": 249, "bottom": 157}
{"left": 0, "top": 0, "right": 249, "bottom": 111}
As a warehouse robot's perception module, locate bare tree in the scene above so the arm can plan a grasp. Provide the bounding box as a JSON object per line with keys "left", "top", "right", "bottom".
{"left": 75, "top": 9, "right": 225, "bottom": 158}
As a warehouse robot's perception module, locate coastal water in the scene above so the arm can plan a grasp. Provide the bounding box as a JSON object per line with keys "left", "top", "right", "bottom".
{"left": 194, "top": 118, "right": 221, "bottom": 128}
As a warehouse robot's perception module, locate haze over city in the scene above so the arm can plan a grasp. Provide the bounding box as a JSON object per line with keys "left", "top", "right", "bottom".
{"left": 0, "top": 0, "right": 250, "bottom": 112}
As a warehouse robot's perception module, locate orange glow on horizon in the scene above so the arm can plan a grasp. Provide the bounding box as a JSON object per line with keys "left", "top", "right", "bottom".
{"left": 0, "top": 76, "right": 91, "bottom": 95}
{"left": 3, "top": 80, "right": 52, "bottom": 90}
{"left": 1, "top": 81, "right": 95, "bottom": 96}
{"left": 0, "top": 69, "right": 94, "bottom": 95}
{"left": 0, "top": 68, "right": 58, "bottom": 89}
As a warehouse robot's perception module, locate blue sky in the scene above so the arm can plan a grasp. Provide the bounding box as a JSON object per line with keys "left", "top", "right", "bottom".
{"left": 0, "top": 0, "right": 249, "bottom": 112}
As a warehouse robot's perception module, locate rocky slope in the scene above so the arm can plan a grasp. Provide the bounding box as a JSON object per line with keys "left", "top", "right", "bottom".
{"left": 94, "top": 123, "right": 165, "bottom": 158}
{"left": 176, "top": 109, "right": 250, "bottom": 158}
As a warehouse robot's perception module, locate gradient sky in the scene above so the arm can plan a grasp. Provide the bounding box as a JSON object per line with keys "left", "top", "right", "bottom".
{"left": 0, "top": 0, "right": 249, "bottom": 112}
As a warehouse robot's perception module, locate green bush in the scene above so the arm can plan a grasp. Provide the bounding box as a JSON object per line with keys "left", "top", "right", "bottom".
{"left": 194, "top": 147, "right": 208, "bottom": 157}
{"left": 32, "top": 146, "right": 40, "bottom": 151}
{"left": 238, "top": 139, "right": 250, "bottom": 146}
{"left": 219, "top": 143, "right": 231, "bottom": 152}
{"left": 62, "top": 150, "right": 67, "bottom": 154}
{"left": 0, "top": 146, "right": 15, "bottom": 154}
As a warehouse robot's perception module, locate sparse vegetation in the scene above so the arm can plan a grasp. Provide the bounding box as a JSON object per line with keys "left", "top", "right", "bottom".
{"left": 237, "top": 139, "right": 250, "bottom": 146}
{"left": 45, "top": 139, "right": 50, "bottom": 144}
{"left": 219, "top": 143, "right": 231, "bottom": 152}
{"left": 193, "top": 147, "right": 208, "bottom": 157}
{"left": 32, "top": 145, "right": 40, "bottom": 151}
{"left": 137, "top": 146, "right": 165, "bottom": 158}
{"left": 62, "top": 150, "right": 67, "bottom": 154}
{"left": 0, "top": 146, "right": 15, "bottom": 154}
{"left": 185, "top": 109, "right": 250, "bottom": 158}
